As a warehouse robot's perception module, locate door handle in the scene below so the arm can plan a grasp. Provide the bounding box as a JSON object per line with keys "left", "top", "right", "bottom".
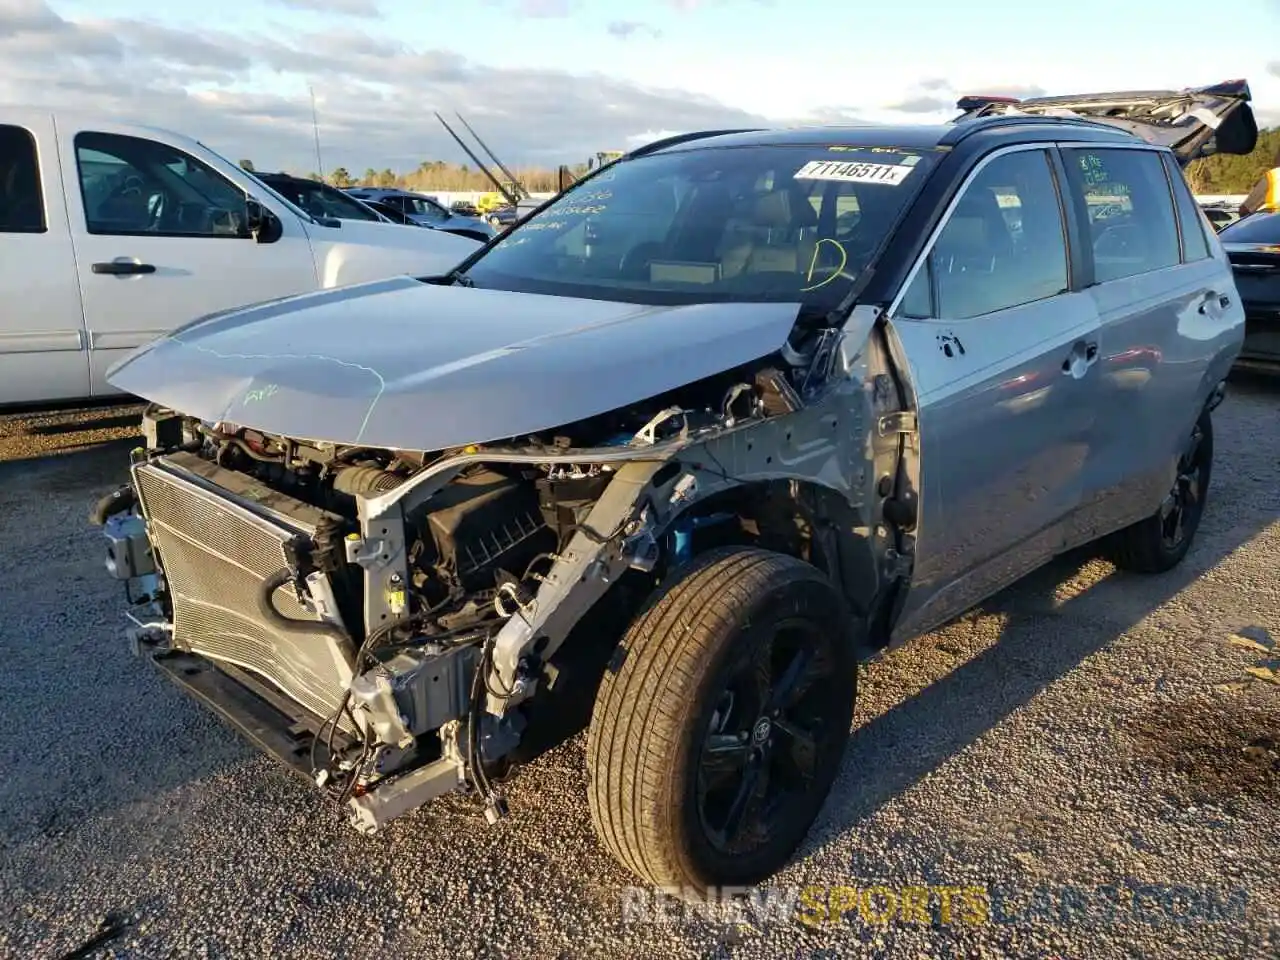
{"left": 92, "top": 261, "right": 156, "bottom": 276}
{"left": 1062, "top": 339, "right": 1100, "bottom": 377}
{"left": 1197, "top": 291, "right": 1231, "bottom": 315}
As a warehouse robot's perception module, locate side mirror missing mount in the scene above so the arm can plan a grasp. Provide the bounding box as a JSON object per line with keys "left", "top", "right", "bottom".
{"left": 245, "top": 196, "right": 284, "bottom": 244}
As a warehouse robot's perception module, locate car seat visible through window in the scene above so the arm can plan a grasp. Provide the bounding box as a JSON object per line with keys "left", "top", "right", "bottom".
{"left": 717, "top": 185, "right": 818, "bottom": 280}
{"left": 934, "top": 186, "right": 1015, "bottom": 316}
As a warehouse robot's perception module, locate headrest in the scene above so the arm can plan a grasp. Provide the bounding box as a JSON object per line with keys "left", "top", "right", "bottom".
{"left": 937, "top": 216, "right": 988, "bottom": 251}
{"left": 954, "top": 186, "right": 1000, "bottom": 220}
{"left": 751, "top": 188, "right": 817, "bottom": 230}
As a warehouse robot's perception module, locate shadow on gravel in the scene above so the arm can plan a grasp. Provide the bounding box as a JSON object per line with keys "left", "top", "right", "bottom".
{"left": 0, "top": 438, "right": 252, "bottom": 851}
{"left": 807, "top": 379, "right": 1280, "bottom": 855}
{"left": 26, "top": 413, "right": 143, "bottom": 436}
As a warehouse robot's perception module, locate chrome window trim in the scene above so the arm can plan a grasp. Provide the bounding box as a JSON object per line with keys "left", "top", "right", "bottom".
{"left": 887, "top": 139, "right": 1177, "bottom": 322}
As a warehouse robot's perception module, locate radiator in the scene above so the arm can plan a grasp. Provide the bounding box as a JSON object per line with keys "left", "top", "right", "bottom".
{"left": 132, "top": 452, "right": 356, "bottom": 729}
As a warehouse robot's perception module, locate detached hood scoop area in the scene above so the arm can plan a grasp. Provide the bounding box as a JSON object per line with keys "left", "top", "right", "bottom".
{"left": 107, "top": 276, "right": 802, "bottom": 450}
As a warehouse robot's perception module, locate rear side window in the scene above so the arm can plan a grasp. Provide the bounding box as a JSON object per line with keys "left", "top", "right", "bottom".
{"left": 1162, "top": 154, "right": 1211, "bottom": 262}
{"left": 1067, "top": 148, "right": 1180, "bottom": 282}
{"left": 0, "top": 124, "right": 46, "bottom": 233}
{"left": 899, "top": 148, "right": 1068, "bottom": 319}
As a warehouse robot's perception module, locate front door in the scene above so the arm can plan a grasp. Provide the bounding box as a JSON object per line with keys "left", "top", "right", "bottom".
{"left": 0, "top": 117, "right": 89, "bottom": 404}
{"left": 887, "top": 146, "right": 1103, "bottom": 641}
{"left": 56, "top": 124, "right": 320, "bottom": 395}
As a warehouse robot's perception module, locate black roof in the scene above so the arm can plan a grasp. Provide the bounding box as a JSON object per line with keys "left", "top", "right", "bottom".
{"left": 642, "top": 116, "right": 1141, "bottom": 157}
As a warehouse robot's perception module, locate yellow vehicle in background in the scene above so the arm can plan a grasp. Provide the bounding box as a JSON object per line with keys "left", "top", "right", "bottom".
{"left": 476, "top": 191, "right": 512, "bottom": 214}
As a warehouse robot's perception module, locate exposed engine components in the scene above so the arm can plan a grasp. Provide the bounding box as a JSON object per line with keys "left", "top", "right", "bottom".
{"left": 417, "top": 468, "right": 553, "bottom": 597}
{"left": 332, "top": 464, "right": 405, "bottom": 496}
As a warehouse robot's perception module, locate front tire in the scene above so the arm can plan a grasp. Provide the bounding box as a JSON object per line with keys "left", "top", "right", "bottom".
{"left": 1106, "top": 407, "right": 1214, "bottom": 573}
{"left": 586, "top": 548, "right": 859, "bottom": 890}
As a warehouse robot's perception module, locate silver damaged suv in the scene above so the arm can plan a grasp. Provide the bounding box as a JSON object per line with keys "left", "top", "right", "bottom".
{"left": 96, "top": 81, "right": 1255, "bottom": 891}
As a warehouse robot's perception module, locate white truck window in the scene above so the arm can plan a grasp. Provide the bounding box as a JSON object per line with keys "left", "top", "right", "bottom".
{"left": 74, "top": 132, "right": 248, "bottom": 239}
{"left": 0, "top": 124, "right": 45, "bottom": 233}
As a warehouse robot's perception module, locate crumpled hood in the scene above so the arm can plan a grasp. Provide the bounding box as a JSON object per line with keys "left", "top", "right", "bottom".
{"left": 107, "top": 276, "right": 802, "bottom": 450}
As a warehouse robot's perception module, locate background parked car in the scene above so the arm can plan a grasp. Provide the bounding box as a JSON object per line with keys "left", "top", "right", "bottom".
{"left": 450, "top": 199, "right": 479, "bottom": 217}
{"left": 344, "top": 187, "right": 495, "bottom": 242}
{"left": 251, "top": 172, "right": 390, "bottom": 224}
{"left": 485, "top": 204, "right": 519, "bottom": 230}
{"left": 1199, "top": 200, "right": 1242, "bottom": 232}
{"left": 1216, "top": 210, "right": 1280, "bottom": 371}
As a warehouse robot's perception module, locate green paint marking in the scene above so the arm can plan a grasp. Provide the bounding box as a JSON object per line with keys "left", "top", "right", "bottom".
{"left": 242, "top": 383, "right": 280, "bottom": 404}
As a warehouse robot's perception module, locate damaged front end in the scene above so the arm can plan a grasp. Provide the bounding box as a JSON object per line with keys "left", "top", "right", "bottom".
{"left": 94, "top": 308, "right": 912, "bottom": 834}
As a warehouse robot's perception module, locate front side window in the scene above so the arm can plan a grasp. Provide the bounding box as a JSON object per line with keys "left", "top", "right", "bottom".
{"left": 403, "top": 195, "right": 447, "bottom": 221}
{"left": 899, "top": 149, "right": 1068, "bottom": 319}
{"left": 0, "top": 124, "right": 46, "bottom": 233}
{"left": 1067, "top": 148, "right": 1180, "bottom": 282}
{"left": 461, "top": 143, "right": 940, "bottom": 312}
{"left": 75, "top": 132, "right": 248, "bottom": 237}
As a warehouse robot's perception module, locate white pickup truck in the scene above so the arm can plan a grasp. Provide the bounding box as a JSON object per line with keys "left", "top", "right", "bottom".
{"left": 0, "top": 110, "right": 480, "bottom": 407}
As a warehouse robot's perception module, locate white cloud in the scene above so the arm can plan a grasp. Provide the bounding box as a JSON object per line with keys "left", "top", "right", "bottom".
{"left": 270, "top": 0, "right": 381, "bottom": 14}
{"left": 607, "top": 20, "right": 662, "bottom": 40}
{"left": 0, "top": 1, "right": 777, "bottom": 172}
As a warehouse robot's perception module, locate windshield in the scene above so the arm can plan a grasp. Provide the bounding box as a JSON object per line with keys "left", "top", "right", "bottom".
{"left": 1219, "top": 212, "right": 1280, "bottom": 244}
{"left": 233, "top": 166, "right": 315, "bottom": 222}
{"left": 461, "top": 143, "right": 938, "bottom": 308}
{"left": 269, "top": 180, "right": 382, "bottom": 222}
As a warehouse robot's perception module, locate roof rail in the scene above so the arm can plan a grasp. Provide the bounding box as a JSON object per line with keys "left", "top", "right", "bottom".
{"left": 939, "top": 113, "right": 1140, "bottom": 146}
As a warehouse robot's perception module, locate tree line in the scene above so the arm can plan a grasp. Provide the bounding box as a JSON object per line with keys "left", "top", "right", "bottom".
{"left": 1184, "top": 126, "right": 1280, "bottom": 194}
{"left": 242, "top": 159, "right": 573, "bottom": 194}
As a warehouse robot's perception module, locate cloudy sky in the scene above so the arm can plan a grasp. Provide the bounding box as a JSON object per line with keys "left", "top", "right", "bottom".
{"left": 3, "top": 0, "right": 1279, "bottom": 174}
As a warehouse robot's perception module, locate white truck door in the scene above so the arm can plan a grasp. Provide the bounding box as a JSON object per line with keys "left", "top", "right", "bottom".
{"left": 0, "top": 116, "right": 91, "bottom": 405}
{"left": 55, "top": 121, "right": 320, "bottom": 396}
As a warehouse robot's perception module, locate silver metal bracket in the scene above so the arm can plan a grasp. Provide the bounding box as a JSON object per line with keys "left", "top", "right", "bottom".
{"left": 345, "top": 535, "right": 389, "bottom": 568}
{"left": 877, "top": 411, "right": 918, "bottom": 437}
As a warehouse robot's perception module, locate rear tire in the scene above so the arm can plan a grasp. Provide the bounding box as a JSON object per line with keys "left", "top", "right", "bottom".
{"left": 586, "top": 547, "right": 859, "bottom": 890}
{"left": 1105, "top": 408, "right": 1213, "bottom": 573}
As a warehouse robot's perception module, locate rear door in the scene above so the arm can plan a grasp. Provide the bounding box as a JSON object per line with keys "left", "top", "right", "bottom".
{"left": 1058, "top": 144, "right": 1242, "bottom": 541}
{"left": 886, "top": 145, "right": 1102, "bottom": 641}
{"left": 56, "top": 122, "right": 320, "bottom": 396}
{"left": 0, "top": 116, "right": 90, "bottom": 404}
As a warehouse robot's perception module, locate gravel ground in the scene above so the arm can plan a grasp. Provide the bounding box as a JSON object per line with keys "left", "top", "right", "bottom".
{"left": 0, "top": 382, "right": 1277, "bottom": 960}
